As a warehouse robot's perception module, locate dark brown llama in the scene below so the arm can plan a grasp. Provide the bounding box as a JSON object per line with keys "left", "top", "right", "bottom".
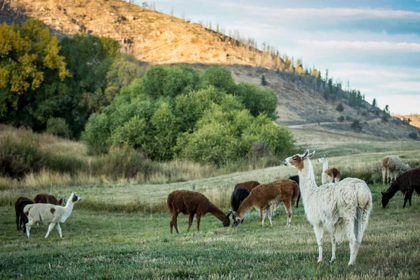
{"left": 234, "top": 180, "right": 260, "bottom": 192}
{"left": 15, "top": 197, "right": 34, "bottom": 232}
{"left": 34, "top": 194, "right": 64, "bottom": 206}
{"left": 382, "top": 168, "right": 420, "bottom": 208}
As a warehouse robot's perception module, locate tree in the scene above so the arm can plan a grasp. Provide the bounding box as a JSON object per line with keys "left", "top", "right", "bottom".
{"left": 336, "top": 103, "right": 344, "bottom": 112}
{"left": 384, "top": 105, "right": 390, "bottom": 114}
{"left": 372, "top": 98, "right": 377, "bottom": 109}
{"left": 261, "top": 75, "right": 268, "bottom": 86}
{"left": 0, "top": 20, "right": 70, "bottom": 124}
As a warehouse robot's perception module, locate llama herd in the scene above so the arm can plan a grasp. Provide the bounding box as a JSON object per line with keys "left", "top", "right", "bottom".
{"left": 12, "top": 151, "right": 419, "bottom": 266}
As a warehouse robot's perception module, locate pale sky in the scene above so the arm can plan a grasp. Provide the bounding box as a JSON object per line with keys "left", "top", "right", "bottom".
{"left": 135, "top": 0, "right": 420, "bottom": 115}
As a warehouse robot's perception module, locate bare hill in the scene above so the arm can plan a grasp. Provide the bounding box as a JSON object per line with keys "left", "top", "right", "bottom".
{"left": 393, "top": 115, "right": 420, "bottom": 129}
{"left": 1, "top": 0, "right": 280, "bottom": 68}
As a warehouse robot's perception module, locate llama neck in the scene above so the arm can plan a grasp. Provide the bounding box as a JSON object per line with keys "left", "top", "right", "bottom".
{"left": 385, "top": 183, "right": 399, "bottom": 198}
{"left": 322, "top": 159, "right": 329, "bottom": 172}
{"left": 298, "top": 158, "right": 318, "bottom": 201}
{"left": 61, "top": 198, "right": 75, "bottom": 221}
{"left": 208, "top": 203, "right": 226, "bottom": 222}
{"left": 237, "top": 196, "right": 254, "bottom": 219}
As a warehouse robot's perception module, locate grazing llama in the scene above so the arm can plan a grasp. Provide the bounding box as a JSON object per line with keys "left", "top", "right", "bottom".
{"left": 382, "top": 168, "right": 420, "bottom": 208}
{"left": 381, "top": 155, "right": 410, "bottom": 185}
{"left": 167, "top": 190, "right": 231, "bottom": 233}
{"left": 232, "top": 179, "right": 299, "bottom": 227}
{"left": 15, "top": 197, "right": 33, "bottom": 233}
{"left": 284, "top": 151, "right": 372, "bottom": 266}
{"left": 318, "top": 157, "right": 340, "bottom": 184}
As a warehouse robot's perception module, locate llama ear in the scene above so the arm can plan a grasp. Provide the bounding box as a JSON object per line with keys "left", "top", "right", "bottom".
{"left": 302, "top": 150, "right": 309, "bottom": 158}
{"left": 308, "top": 151, "right": 316, "bottom": 158}
{"left": 381, "top": 191, "right": 385, "bottom": 195}
{"left": 226, "top": 211, "right": 232, "bottom": 218}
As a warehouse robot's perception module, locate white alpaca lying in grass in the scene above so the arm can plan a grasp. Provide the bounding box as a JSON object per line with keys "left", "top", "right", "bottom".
{"left": 24, "top": 192, "right": 81, "bottom": 238}
{"left": 284, "top": 151, "right": 372, "bottom": 266}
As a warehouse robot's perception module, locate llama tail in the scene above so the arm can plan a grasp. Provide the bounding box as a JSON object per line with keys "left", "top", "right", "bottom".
{"left": 23, "top": 204, "right": 34, "bottom": 216}
{"left": 355, "top": 183, "right": 373, "bottom": 243}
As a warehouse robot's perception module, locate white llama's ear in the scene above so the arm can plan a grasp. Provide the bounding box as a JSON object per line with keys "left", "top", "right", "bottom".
{"left": 302, "top": 150, "right": 309, "bottom": 158}
{"left": 308, "top": 151, "right": 316, "bottom": 158}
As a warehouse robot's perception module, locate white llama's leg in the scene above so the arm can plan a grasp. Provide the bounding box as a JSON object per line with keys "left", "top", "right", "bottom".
{"left": 345, "top": 219, "right": 358, "bottom": 266}
{"left": 387, "top": 168, "right": 391, "bottom": 184}
{"left": 45, "top": 223, "right": 56, "bottom": 238}
{"left": 26, "top": 220, "right": 35, "bottom": 238}
{"left": 268, "top": 208, "right": 273, "bottom": 227}
{"left": 313, "top": 224, "right": 324, "bottom": 263}
{"left": 330, "top": 234, "right": 336, "bottom": 263}
{"left": 56, "top": 223, "right": 62, "bottom": 238}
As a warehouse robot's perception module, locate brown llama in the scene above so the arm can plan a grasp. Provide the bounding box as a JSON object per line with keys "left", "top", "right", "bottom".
{"left": 232, "top": 179, "right": 299, "bottom": 227}
{"left": 34, "top": 194, "right": 65, "bottom": 206}
{"left": 381, "top": 155, "right": 410, "bottom": 185}
{"left": 234, "top": 180, "right": 260, "bottom": 192}
{"left": 15, "top": 197, "right": 34, "bottom": 233}
{"left": 167, "top": 190, "right": 231, "bottom": 233}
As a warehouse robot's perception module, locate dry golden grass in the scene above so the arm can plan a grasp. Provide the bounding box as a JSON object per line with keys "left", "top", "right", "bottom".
{"left": 393, "top": 114, "right": 420, "bottom": 128}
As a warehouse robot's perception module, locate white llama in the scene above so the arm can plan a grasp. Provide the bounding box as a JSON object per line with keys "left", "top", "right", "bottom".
{"left": 318, "top": 157, "right": 340, "bottom": 184}
{"left": 284, "top": 151, "right": 372, "bottom": 266}
{"left": 24, "top": 192, "right": 81, "bottom": 238}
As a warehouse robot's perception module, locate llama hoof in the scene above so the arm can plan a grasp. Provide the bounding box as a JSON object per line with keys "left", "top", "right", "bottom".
{"left": 317, "top": 259, "right": 323, "bottom": 264}
{"left": 286, "top": 224, "right": 291, "bottom": 227}
{"left": 348, "top": 262, "right": 354, "bottom": 266}
{"left": 329, "top": 258, "right": 336, "bottom": 263}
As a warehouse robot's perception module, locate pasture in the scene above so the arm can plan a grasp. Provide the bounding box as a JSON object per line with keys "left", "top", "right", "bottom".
{"left": 1, "top": 142, "right": 420, "bottom": 279}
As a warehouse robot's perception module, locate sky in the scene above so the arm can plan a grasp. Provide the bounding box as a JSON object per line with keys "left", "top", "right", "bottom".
{"left": 135, "top": 0, "right": 420, "bottom": 115}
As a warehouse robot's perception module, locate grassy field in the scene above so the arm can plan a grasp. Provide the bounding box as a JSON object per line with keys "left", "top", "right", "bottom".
{"left": 1, "top": 141, "right": 420, "bottom": 279}
{"left": 0, "top": 183, "right": 419, "bottom": 279}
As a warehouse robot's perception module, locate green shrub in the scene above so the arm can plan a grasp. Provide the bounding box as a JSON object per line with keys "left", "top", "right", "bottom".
{"left": 351, "top": 120, "right": 362, "bottom": 132}
{"left": 141, "top": 65, "right": 168, "bottom": 98}
{"left": 46, "top": 118, "right": 71, "bottom": 138}
{"left": 336, "top": 103, "right": 344, "bottom": 112}
{"left": 338, "top": 116, "right": 345, "bottom": 122}
{"left": 234, "top": 83, "right": 277, "bottom": 120}
{"left": 409, "top": 132, "right": 417, "bottom": 140}
{"left": 83, "top": 113, "right": 112, "bottom": 155}
{"left": 199, "top": 66, "right": 235, "bottom": 93}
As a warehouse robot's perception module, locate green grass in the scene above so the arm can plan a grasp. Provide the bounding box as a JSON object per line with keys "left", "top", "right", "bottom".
{"left": 1, "top": 183, "right": 419, "bottom": 279}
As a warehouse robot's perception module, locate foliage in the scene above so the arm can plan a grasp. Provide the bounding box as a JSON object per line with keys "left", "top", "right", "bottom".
{"left": 408, "top": 132, "right": 417, "bottom": 140}
{"left": 337, "top": 116, "right": 345, "bottom": 122}
{"left": 351, "top": 120, "right": 362, "bottom": 132}
{"left": 234, "top": 83, "right": 277, "bottom": 120}
{"left": 199, "top": 65, "right": 235, "bottom": 93}
{"left": 0, "top": 20, "right": 69, "bottom": 95}
{"left": 46, "top": 117, "right": 71, "bottom": 138}
{"left": 84, "top": 65, "right": 294, "bottom": 164}
{"left": 336, "top": 103, "right": 344, "bottom": 112}
{"left": 261, "top": 75, "right": 268, "bottom": 86}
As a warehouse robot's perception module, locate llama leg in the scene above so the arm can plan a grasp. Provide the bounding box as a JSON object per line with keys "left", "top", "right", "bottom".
{"left": 330, "top": 234, "right": 336, "bottom": 263}
{"left": 45, "top": 223, "right": 56, "bottom": 238}
{"left": 174, "top": 213, "right": 180, "bottom": 234}
{"left": 403, "top": 193, "right": 409, "bottom": 208}
{"left": 284, "top": 201, "right": 293, "bottom": 227}
{"left": 26, "top": 220, "right": 35, "bottom": 238}
{"left": 16, "top": 212, "right": 20, "bottom": 231}
{"left": 382, "top": 167, "right": 386, "bottom": 185}
{"left": 313, "top": 224, "right": 324, "bottom": 263}
{"left": 196, "top": 215, "right": 201, "bottom": 231}
{"left": 268, "top": 208, "right": 273, "bottom": 227}
{"left": 345, "top": 220, "right": 358, "bottom": 266}
{"left": 56, "top": 224, "right": 62, "bottom": 238}
{"left": 170, "top": 212, "right": 176, "bottom": 234}
{"left": 187, "top": 213, "right": 195, "bottom": 232}
{"left": 408, "top": 189, "right": 414, "bottom": 207}
{"left": 296, "top": 194, "right": 300, "bottom": 208}
{"left": 261, "top": 209, "right": 267, "bottom": 227}
{"left": 387, "top": 168, "right": 390, "bottom": 184}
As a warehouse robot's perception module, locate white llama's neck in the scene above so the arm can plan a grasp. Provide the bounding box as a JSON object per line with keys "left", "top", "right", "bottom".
{"left": 61, "top": 196, "right": 75, "bottom": 222}
{"left": 298, "top": 158, "right": 318, "bottom": 207}
{"left": 322, "top": 159, "right": 329, "bottom": 172}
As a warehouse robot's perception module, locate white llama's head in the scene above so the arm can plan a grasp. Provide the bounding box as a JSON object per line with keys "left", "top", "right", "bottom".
{"left": 284, "top": 150, "right": 315, "bottom": 171}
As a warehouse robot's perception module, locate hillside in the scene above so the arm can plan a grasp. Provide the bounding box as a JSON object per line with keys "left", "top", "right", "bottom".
{"left": 1, "top": 0, "right": 419, "bottom": 141}
{"left": 1, "top": 0, "right": 278, "bottom": 68}
{"left": 393, "top": 115, "right": 420, "bottom": 129}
